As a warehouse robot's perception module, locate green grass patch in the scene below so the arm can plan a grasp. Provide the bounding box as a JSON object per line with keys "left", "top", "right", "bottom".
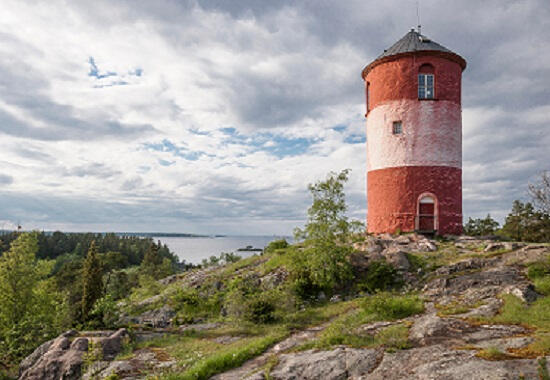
{"left": 374, "top": 324, "right": 411, "bottom": 352}
{"left": 534, "top": 277, "right": 550, "bottom": 296}
{"left": 160, "top": 329, "right": 288, "bottom": 380}
{"left": 476, "top": 294, "right": 550, "bottom": 357}
{"left": 476, "top": 346, "right": 514, "bottom": 361}
{"left": 436, "top": 302, "right": 472, "bottom": 316}
{"left": 361, "top": 292, "right": 424, "bottom": 321}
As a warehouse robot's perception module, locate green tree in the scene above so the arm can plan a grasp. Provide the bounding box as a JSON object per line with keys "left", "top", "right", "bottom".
{"left": 529, "top": 171, "right": 550, "bottom": 214}
{"left": 463, "top": 214, "right": 500, "bottom": 236}
{"left": 0, "top": 233, "right": 39, "bottom": 325}
{"left": 0, "top": 233, "right": 68, "bottom": 366}
{"left": 291, "top": 170, "right": 362, "bottom": 298}
{"left": 140, "top": 243, "right": 174, "bottom": 279}
{"left": 501, "top": 200, "right": 550, "bottom": 242}
{"left": 81, "top": 241, "right": 103, "bottom": 321}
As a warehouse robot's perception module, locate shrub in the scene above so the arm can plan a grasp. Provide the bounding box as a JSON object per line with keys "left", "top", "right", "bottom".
{"left": 264, "top": 239, "right": 289, "bottom": 254}
{"left": 374, "top": 324, "right": 411, "bottom": 352}
{"left": 527, "top": 261, "right": 550, "bottom": 280}
{"left": 534, "top": 277, "right": 550, "bottom": 296}
{"left": 246, "top": 298, "right": 276, "bottom": 324}
{"left": 358, "top": 260, "right": 402, "bottom": 293}
{"left": 362, "top": 292, "right": 424, "bottom": 321}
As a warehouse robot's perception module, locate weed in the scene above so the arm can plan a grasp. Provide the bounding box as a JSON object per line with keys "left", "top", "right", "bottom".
{"left": 362, "top": 292, "right": 424, "bottom": 321}
{"left": 538, "top": 357, "right": 550, "bottom": 380}
{"left": 356, "top": 260, "right": 402, "bottom": 293}
{"left": 374, "top": 324, "right": 411, "bottom": 352}
{"left": 476, "top": 346, "right": 513, "bottom": 361}
{"left": 534, "top": 277, "right": 550, "bottom": 296}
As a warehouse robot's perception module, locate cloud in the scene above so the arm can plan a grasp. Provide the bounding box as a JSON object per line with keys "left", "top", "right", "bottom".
{"left": 0, "top": 0, "right": 548, "bottom": 233}
{"left": 0, "top": 175, "right": 14, "bottom": 185}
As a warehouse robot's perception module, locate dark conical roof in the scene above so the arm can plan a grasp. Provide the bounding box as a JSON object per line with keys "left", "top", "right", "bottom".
{"left": 362, "top": 29, "right": 466, "bottom": 78}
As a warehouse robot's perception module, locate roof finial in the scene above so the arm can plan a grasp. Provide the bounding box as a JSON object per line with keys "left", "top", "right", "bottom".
{"left": 416, "top": 0, "right": 421, "bottom": 35}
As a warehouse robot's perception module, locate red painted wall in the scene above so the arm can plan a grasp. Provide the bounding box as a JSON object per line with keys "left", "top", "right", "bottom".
{"left": 367, "top": 166, "right": 463, "bottom": 235}
{"left": 365, "top": 55, "right": 462, "bottom": 112}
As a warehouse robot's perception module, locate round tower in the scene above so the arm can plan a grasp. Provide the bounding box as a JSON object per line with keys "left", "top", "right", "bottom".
{"left": 362, "top": 29, "right": 466, "bottom": 235}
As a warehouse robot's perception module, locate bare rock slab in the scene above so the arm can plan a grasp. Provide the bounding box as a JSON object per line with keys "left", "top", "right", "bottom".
{"left": 269, "top": 347, "right": 381, "bottom": 380}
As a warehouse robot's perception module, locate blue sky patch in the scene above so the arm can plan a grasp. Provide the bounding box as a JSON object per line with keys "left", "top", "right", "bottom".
{"left": 88, "top": 57, "right": 117, "bottom": 79}
{"left": 144, "top": 139, "right": 204, "bottom": 161}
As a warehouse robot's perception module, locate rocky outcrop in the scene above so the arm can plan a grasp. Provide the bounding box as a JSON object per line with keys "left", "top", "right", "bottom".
{"left": 19, "top": 329, "right": 129, "bottom": 380}
{"left": 19, "top": 331, "right": 88, "bottom": 380}
{"left": 268, "top": 347, "right": 382, "bottom": 380}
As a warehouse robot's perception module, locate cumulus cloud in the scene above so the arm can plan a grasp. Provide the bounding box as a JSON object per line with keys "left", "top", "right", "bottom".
{"left": 0, "top": 0, "right": 548, "bottom": 233}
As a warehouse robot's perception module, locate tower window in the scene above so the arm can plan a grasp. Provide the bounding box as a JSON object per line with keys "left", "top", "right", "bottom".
{"left": 392, "top": 121, "right": 402, "bottom": 134}
{"left": 418, "top": 73, "right": 434, "bottom": 99}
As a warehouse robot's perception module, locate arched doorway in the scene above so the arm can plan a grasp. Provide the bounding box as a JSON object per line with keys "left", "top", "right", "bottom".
{"left": 417, "top": 194, "right": 438, "bottom": 233}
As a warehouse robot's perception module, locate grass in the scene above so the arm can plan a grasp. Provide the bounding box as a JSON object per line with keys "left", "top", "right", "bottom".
{"left": 474, "top": 294, "right": 550, "bottom": 358}
{"left": 133, "top": 300, "right": 357, "bottom": 379}
{"left": 435, "top": 300, "right": 484, "bottom": 316}
{"left": 310, "top": 309, "right": 411, "bottom": 352}
{"left": 361, "top": 292, "right": 424, "bottom": 321}
{"left": 436, "top": 302, "right": 473, "bottom": 316}
{"left": 539, "top": 357, "right": 550, "bottom": 380}
{"left": 534, "top": 277, "right": 550, "bottom": 296}
{"left": 476, "top": 346, "right": 514, "bottom": 361}
{"left": 162, "top": 331, "right": 288, "bottom": 380}
{"left": 292, "top": 293, "right": 423, "bottom": 352}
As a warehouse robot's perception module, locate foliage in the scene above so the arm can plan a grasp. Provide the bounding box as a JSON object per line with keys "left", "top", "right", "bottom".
{"left": 201, "top": 252, "right": 243, "bottom": 268}
{"left": 476, "top": 346, "right": 511, "bottom": 361}
{"left": 0, "top": 233, "right": 69, "bottom": 367}
{"left": 500, "top": 200, "right": 550, "bottom": 242}
{"left": 264, "top": 239, "right": 289, "bottom": 254}
{"left": 140, "top": 243, "right": 175, "bottom": 280}
{"left": 165, "top": 330, "right": 287, "bottom": 380}
{"left": 288, "top": 242, "right": 353, "bottom": 298}
{"left": 529, "top": 171, "right": 550, "bottom": 214}
{"left": 356, "top": 260, "right": 401, "bottom": 293}
{"left": 0, "top": 231, "right": 178, "bottom": 266}
{"left": 81, "top": 241, "right": 104, "bottom": 321}
{"left": 527, "top": 259, "right": 550, "bottom": 295}
{"left": 311, "top": 307, "right": 410, "bottom": 351}
{"left": 361, "top": 292, "right": 424, "bottom": 321}
{"left": 290, "top": 170, "right": 360, "bottom": 298}
{"left": 463, "top": 214, "right": 499, "bottom": 236}
{"left": 90, "top": 294, "right": 120, "bottom": 329}
{"left": 82, "top": 339, "right": 103, "bottom": 376}
{"left": 295, "top": 169, "right": 357, "bottom": 242}
{"left": 223, "top": 276, "right": 285, "bottom": 324}
{"left": 539, "top": 357, "right": 550, "bottom": 380}
{"left": 374, "top": 324, "right": 411, "bottom": 352}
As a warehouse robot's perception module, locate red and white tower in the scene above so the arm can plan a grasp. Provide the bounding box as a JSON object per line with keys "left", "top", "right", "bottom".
{"left": 362, "top": 29, "right": 466, "bottom": 235}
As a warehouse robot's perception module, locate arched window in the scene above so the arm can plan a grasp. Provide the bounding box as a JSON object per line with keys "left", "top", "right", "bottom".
{"left": 418, "top": 64, "right": 434, "bottom": 99}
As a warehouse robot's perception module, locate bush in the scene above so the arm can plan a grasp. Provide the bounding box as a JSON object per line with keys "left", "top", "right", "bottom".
{"left": 357, "top": 260, "right": 402, "bottom": 293}
{"left": 362, "top": 292, "right": 424, "bottom": 321}
{"left": 264, "top": 239, "right": 289, "bottom": 254}
{"left": 246, "top": 298, "right": 276, "bottom": 324}
{"left": 527, "top": 261, "right": 550, "bottom": 280}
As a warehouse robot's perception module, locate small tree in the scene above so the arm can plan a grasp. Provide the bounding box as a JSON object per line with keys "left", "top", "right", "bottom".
{"left": 81, "top": 241, "right": 103, "bottom": 321}
{"left": 529, "top": 171, "right": 550, "bottom": 214}
{"left": 291, "top": 170, "right": 361, "bottom": 298}
{"left": 296, "top": 169, "right": 353, "bottom": 242}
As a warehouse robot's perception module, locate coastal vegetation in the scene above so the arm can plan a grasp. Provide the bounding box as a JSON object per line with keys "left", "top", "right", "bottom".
{"left": 1, "top": 170, "right": 550, "bottom": 379}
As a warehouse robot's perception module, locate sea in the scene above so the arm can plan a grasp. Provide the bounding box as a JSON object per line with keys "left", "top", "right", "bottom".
{"left": 153, "top": 235, "right": 289, "bottom": 264}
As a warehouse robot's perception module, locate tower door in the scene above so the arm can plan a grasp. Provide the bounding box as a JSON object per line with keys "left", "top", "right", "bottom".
{"left": 418, "top": 196, "right": 436, "bottom": 232}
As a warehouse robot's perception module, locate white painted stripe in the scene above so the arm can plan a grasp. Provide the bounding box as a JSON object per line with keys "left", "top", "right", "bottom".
{"left": 366, "top": 99, "right": 462, "bottom": 171}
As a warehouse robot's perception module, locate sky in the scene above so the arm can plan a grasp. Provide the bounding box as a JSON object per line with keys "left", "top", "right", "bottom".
{"left": 0, "top": 0, "right": 549, "bottom": 235}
